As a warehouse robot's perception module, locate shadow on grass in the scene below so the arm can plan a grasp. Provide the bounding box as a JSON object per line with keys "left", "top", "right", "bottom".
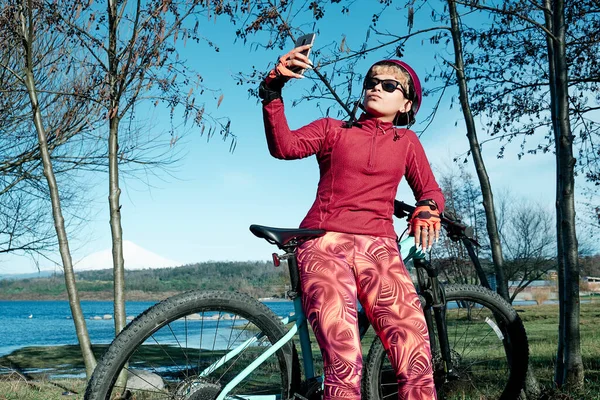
{"left": 0, "top": 345, "right": 108, "bottom": 376}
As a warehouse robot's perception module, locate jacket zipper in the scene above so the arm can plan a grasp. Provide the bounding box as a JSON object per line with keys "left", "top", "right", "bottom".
{"left": 368, "top": 122, "right": 387, "bottom": 169}
{"left": 368, "top": 134, "right": 376, "bottom": 168}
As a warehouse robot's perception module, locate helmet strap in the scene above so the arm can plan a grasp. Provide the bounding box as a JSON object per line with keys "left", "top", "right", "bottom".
{"left": 344, "top": 87, "right": 366, "bottom": 128}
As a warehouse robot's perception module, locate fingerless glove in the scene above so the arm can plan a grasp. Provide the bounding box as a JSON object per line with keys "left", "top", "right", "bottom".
{"left": 408, "top": 200, "right": 441, "bottom": 236}
{"left": 259, "top": 49, "right": 302, "bottom": 104}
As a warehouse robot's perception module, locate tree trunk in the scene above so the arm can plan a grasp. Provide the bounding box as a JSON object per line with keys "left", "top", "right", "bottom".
{"left": 543, "top": 0, "right": 566, "bottom": 386}
{"left": 551, "top": 0, "right": 584, "bottom": 389}
{"left": 448, "top": 3, "right": 541, "bottom": 396}
{"left": 447, "top": 0, "right": 509, "bottom": 301}
{"left": 107, "top": 0, "right": 127, "bottom": 337}
{"left": 108, "top": 116, "right": 127, "bottom": 335}
{"left": 19, "top": 0, "right": 96, "bottom": 378}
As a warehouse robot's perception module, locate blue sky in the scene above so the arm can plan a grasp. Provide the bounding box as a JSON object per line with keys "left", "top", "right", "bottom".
{"left": 1, "top": 2, "right": 566, "bottom": 274}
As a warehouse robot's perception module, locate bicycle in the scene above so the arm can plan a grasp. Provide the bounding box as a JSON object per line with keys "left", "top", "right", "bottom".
{"left": 84, "top": 200, "right": 529, "bottom": 400}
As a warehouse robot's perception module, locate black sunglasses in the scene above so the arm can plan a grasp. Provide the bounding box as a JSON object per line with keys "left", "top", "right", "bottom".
{"left": 364, "top": 77, "right": 408, "bottom": 97}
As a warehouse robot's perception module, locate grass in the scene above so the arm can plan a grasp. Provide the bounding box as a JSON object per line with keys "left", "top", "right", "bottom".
{"left": 515, "top": 301, "right": 600, "bottom": 399}
{"left": 0, "top": 374, "right": 85, "bottom": 400}
{"left": 0, "top": 302, "right": 599, "bottom": 399}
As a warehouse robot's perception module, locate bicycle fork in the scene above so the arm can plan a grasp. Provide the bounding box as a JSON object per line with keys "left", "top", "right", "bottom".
{"left": 414, "top": 258, "right": 459, "bottom": 382}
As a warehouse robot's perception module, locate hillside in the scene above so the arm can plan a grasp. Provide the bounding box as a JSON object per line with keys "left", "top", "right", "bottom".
{"left": 0, "top": 260, "right": 289, "bottom": 300}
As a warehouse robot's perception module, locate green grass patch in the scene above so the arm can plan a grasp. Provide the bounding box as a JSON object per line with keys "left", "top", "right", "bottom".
{"left": 516, "top": 301, "right": 600, "bottom": 399}
{"left": 0, "top": 376, "right": 85, "bottom": 400}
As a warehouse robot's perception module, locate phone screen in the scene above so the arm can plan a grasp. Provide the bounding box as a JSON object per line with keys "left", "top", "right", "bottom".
{"left": 289, "top": 33, "right": 315, "bottom": 73}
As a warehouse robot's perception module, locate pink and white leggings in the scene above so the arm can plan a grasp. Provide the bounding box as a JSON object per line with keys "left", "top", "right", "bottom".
{"left": 296, "top": 232, "right": 437, "bottom": 400}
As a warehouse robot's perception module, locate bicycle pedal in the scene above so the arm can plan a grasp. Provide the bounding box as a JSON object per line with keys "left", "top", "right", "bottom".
{"left": 298, "top": 378, "right": 323, "bottom": 400}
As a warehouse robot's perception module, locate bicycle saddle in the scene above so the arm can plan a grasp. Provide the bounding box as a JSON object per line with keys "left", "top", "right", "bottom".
{"left": 249, "top": 224, "right": 326, "bottom": 248}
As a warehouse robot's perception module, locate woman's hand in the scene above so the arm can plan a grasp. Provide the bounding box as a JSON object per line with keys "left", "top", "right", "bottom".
{"left": 265, "top": 44, "right": 313, "bottom": 84}
{"left": 408, "top": 201, "right": 441, "bottom": 251}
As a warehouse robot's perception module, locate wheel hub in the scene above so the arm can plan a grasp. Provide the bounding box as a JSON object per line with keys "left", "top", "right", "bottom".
{"left": 433, "top": 348, "right": 463, "bottom": 385}
{"left": 176, "top": 379, "right": 222, "bottom": 400}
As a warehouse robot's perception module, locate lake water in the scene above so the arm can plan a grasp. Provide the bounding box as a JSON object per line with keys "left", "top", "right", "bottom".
{"left": 0, "top": 297, "right": 543, "bottom": 358}
{"left": 0, "top": 299, "right": 295, "bottom": 357}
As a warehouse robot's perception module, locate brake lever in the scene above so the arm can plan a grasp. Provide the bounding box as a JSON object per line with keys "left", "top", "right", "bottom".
{"left": 441, "top": 212, "right": 481, "bottom": 247}
{"left": 463, "top": 226, "right": 481, "bottom": 247}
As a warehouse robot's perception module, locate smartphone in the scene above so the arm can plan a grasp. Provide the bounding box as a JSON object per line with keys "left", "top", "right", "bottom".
{"left": 289, "top": 33, "right": 316, "bottom": 74}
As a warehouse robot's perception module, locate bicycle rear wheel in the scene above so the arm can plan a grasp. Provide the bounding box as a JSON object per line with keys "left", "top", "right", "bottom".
{"left": 85, "top": 290, "right": 298, "bottom": 400}
{"left": 362, "top": 284, "right": 528, "bottom": 400}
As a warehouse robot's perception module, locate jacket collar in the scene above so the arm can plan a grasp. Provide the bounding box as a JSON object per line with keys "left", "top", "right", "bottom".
{"left": 357, "top": 113, "right": 395, "bottom": 134}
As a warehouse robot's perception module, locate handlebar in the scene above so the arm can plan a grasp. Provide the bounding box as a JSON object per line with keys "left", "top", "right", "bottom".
{"left": 394, "top": 200, "right": 479, "bottom": 246}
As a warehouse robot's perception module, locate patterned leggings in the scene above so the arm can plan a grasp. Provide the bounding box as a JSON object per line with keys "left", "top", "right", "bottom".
{"left": 296, "top": 232, "right": 437, "bottom": 400}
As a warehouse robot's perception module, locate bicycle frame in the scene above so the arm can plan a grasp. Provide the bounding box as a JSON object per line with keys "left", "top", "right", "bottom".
{"left": 86, "top": 205, "right": 526, "bottom": 400}
{"left": 210, "top": 235, "right": 421, "bottom": 400}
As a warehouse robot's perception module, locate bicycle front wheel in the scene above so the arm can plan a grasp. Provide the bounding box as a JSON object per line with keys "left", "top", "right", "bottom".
{"left": 85, "top": 290, "right": 298, "bottom": 400}
{"left": 362, "top": 284, "right": 528, "bottom": 400}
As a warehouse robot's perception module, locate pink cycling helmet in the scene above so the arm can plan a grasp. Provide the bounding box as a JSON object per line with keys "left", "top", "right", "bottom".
{"left": 366, "top": 59, "right": 422, "bottom": 125}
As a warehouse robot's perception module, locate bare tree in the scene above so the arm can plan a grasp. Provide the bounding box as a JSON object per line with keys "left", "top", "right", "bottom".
{"left": 443, "top": 0, "right": 511, "bottom": 300}
{"left": 496, "top": 193, "right": 556, "bottom": 302}
{"left": 451, "top": 0, "right": 591, "bottom": 388}
{"left": 0, "top": 192, "right": 56, "bottom": 257}
{"left": 548, "top": 0, "right": 584, "bottom": 387}
{"left": 0, "top": 0, "right": 103, "bottom": 376}
{"left": 48, "top": 0, "right": 236, "bottom": 342}
{"left": 0, "top": 22, "right": 97, "bottom": 263}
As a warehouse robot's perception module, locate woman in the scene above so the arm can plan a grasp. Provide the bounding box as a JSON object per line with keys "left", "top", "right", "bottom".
{"left": 258, "top": 44, "right": 443, "bottom": 400}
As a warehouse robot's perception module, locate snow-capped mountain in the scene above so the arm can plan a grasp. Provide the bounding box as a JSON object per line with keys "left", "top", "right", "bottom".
{"left": 73, "top": 241, "right": 181, "bottom": 271}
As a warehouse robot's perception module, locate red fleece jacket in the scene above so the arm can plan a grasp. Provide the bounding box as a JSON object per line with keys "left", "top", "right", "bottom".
{"left": 263, "top": 99, "right": 445, "bottom": 238}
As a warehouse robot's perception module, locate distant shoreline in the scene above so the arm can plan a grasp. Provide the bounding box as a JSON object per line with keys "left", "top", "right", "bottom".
{"left": 0, "top": 290, "right": 178, "bottom": 302}
{"left": 0, "top": 290, "right": 291, "bottom": 302}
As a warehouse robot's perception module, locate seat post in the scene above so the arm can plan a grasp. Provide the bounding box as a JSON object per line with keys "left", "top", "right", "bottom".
{"left": 283, "top": 247, "right": 301, "bottom": 299}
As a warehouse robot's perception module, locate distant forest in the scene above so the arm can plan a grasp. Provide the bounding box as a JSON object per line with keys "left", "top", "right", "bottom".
{"left": 2, "top": 255, "right": 598, "bottom": 301}
{"left": 0, "top": 261, "right": 290, "bottom": 300}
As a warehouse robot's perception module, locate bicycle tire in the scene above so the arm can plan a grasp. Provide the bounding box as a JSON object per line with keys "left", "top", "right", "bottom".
{"left": 362, "top": 284, "right": 529, "bottom": 400}
{"left": 85, "top": 290, "right": 299, "bottom": 400}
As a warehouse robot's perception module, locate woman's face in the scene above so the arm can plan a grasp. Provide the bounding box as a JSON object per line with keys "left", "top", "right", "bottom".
{"left": 362, "top": 73, "right": 412, "bottom": 123}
